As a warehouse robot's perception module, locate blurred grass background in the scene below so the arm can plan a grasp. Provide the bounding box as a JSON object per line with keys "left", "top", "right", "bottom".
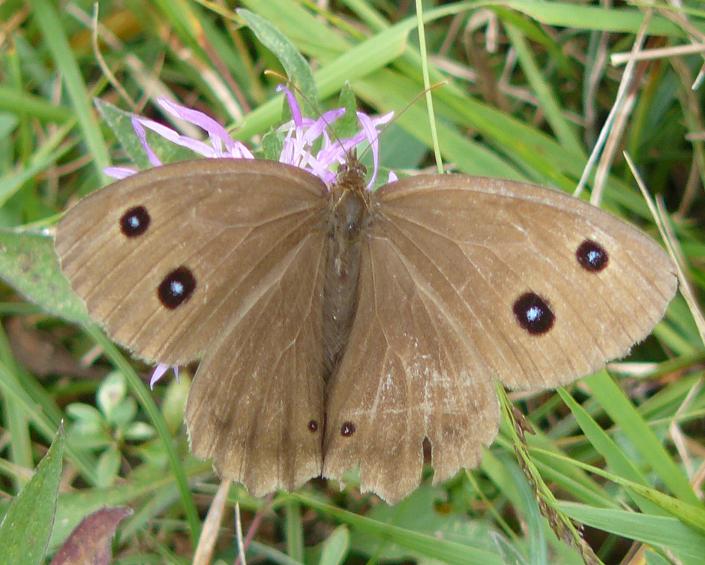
{"left": 0, "top": 1, "right": 704, "bottom": 563}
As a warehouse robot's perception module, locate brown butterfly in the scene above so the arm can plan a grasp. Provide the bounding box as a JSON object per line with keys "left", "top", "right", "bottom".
{"left": 55, "top": 150, "right": 677, "bottom": 503}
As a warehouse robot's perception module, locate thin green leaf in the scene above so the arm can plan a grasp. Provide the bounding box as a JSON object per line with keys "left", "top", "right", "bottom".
{"left": 586, "top": 372, "right": 699, "bottom": 505}
{"left": 560, "top": 502, "right": 705, "bottom": 563}
{"left": 503, "top": 23, "right": 583, "bottom": 156}
{"left": 29, "top": 0, "right": 109, "bottom": 178}
{"left": 557, "top": 388, "right": 661, "bottom": 514}
{"left": 238, "top": 9, "right": 317, "bottom": 110}
{"left": 285, "top": 500, "right": 304, "bottom": 561}
{"left": 0, "top": 86, "right": 71, "bottom": 123}
{"left": 291, "top": 493, "right": 503, "bottom": 564}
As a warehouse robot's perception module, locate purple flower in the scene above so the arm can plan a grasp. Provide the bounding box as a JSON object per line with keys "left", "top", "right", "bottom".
{"left": 108, "top": 90, "right": 394, "bottom": 388}
{"left": 150, "top": 363, "right": 180, "bottom": 389}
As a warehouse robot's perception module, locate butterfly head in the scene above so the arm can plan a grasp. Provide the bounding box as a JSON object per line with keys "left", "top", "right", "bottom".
{"left": 335, "top": 150, "right": 367, "bottom": 193}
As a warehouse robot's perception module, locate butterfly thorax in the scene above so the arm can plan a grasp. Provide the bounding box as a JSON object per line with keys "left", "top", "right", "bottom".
{"left": 322, "top": 154, "right": 370, "bottom": 381}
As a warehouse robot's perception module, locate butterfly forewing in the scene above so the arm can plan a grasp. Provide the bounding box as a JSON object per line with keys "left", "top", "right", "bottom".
{"left": 371, "top": 174, "right": 677, "bottom": 389}
{"left": 56, "top": 159, "right": 328, "bottom": 365}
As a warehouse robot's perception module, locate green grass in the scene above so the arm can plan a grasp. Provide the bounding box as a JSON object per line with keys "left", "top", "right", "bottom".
{"left": 1, "top": 1, "right": 704, "bottom": 563}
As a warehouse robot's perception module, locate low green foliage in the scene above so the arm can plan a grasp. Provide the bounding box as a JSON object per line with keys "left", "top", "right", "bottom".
{"left": 0, "top": 1, "right": 703, "bottom": 563}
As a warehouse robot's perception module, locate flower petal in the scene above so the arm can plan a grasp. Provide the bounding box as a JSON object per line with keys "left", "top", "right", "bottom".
{"left": 135, "top": 117, "right": 216, "bottom": 158}
{"left": 356, "top": 111, "right": 393, "bottom": 188}
{"left": 131, "top": 117, "right": 162, "bottom": 167}
{"left": 158, "top": 98, "right": 249, "bottom": 158}
{"left": 104, "top": 167, "right": 137, "bottom": 179}
{"left": 277, "top": 85, "right": 303, "bottom": 127}
{"left": 150, "top": 364, "right": 169, "bottom": 389}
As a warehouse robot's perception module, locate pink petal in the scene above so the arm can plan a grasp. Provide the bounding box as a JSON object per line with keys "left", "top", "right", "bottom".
{"left": 135, "top": 117, "right": 215, "bottom": 157}
{"left": 158, "top": 99, "right": 234, "bottom": 153}
{"left": 277, "top": 85, "right": 303, "bottom": 127}
{"left": 104, "top": 167, "right": 137, "bottom": 179}
{"left": 150, "top": 364, "right": 169, "bottom": 389}
{"left": 131, "top": 117, "right": 162, "bottom": 167}
{"left": 356, "top": 111, "right": 393, "bottom": 189}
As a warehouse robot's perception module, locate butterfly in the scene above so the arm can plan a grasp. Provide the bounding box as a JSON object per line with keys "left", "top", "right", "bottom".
{"left": 55, "top": 149, "right": 677, "bottom": 503}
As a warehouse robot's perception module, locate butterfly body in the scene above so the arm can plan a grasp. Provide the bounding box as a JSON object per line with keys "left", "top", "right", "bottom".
{"left": 56, "top": 156, "right": 676, "bottom": 503}
{"left": 323, "top": 154, "right": 369, "bottom": 377}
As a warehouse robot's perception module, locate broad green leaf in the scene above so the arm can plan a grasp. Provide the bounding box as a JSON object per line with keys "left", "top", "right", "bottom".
{"left": 319, "top": 526, "right": 349, "bottom": 565}
{"left": 334, "top": 83, "right": 360, "bottom": 139}
{"left": 66, "top": 404, "right": 103, "bottom": 424}
{"left": 161, "top": 373, "right": 190, "bottom": 435}
{"left": 0, "top": 228, "right": 89, "bottom": 325}
{"left": 0, "top": 425, "right": 65, "bottom": 565}
{"left": 96, "top": 447, "right": 121, "bottom": 488}
{"left": 94, "top": 99, "right": 150, "bottom": 170}
{"left": 97, "top": 371, "right": 127, "bottom": 419}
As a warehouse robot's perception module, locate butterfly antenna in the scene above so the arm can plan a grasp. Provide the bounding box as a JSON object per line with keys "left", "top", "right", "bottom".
{"left": 264, "top": 69, "right": 349, "bottom": 153}
{"left": 354, "top": 80, "right": 448, "bottom": 164}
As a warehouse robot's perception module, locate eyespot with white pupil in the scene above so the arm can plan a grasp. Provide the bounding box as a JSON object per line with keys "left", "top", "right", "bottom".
{"left": 513, "top": 292, "right": 555, "bottom": 335}
{"left": 576, "top": 240, "right": 609, "bottom": 272}
{"left": 158, "top": 267, "right": 196, "bottom": 309}
{"left": 120, "top": 206, "right": 150, "bottom": 237}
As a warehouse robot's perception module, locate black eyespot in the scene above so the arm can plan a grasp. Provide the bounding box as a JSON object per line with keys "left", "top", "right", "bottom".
{"left": 576, "top": 240, "right": 609, "bottom": 272}
{"left": 513, "top": 292, "right": 555, "bottom": 335}
{"left": 308, "top": 420, "right": 318, "bottom": 433}
{"left": 120, "top": 206, "right": 150, "bottom": 237}
{"left": 340, "top": 422, "right": 356, "bottom": 437}
{"left": 158, "top": 267, "right": 196, "bottom": 309}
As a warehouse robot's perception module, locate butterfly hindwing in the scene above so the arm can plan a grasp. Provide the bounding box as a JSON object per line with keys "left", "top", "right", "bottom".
{"left": 322, "top": 231, "right": 499, "bottom": 502}
{"left": 186, "top": 223, "right": 327, "bottom": 494}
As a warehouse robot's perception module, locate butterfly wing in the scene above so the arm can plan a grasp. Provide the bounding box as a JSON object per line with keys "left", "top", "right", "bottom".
{"left": 57, "top": 159, "right": 329, "bottom": 494}
{"left": 186, "top": 221, "right": 327, "bottom": 494}
{"left": 323, "top": 174, "right": 676, "bottom": 502}
{"left": 56, "top": 159, "right": 327, "bottom": 365}
{"left": 322, "top": 232, "right": 499, "bottom": 502}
